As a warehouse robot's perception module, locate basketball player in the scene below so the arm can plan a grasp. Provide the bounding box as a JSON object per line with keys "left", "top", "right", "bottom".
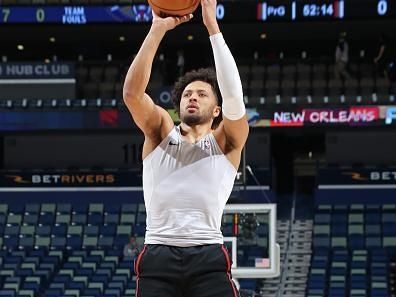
{"left": 123, "top": 0, "right": 248, "bottom": 296}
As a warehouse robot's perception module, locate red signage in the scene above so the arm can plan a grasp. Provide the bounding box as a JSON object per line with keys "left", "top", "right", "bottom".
{"left": 269, "top": 107, "right": 380, "bottom": 127}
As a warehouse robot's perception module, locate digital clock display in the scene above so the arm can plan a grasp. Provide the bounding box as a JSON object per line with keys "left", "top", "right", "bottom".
{"left": 258, "top": 0, "right": 395, "bottom": 22}
{"left": 302, "top": 4, "right": 335, "bottom": 17}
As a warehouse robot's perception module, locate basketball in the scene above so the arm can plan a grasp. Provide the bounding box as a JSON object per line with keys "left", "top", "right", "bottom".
{"left": 148, "top": 0, "right": 200, "bottom": 17}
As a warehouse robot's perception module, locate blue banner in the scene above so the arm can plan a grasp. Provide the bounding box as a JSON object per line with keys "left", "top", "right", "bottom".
{"left": 318, "top": 168, "right": 396, "bottom": 186}
{"left": 0, "top": 110, "right": 132, "bottom": 131}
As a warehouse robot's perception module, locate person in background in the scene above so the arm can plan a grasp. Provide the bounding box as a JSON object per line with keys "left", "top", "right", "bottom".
{"left": 123, "top": 235, "right": 140, "bottom": 261}
{"left": 177, "top": 49, "right": 185, "bottom": 77}
{"left": 334, "top": 32, "right": 351, "bottom": 80}
{"left": 374, "top": 34, "right": 391, "bottom": 80}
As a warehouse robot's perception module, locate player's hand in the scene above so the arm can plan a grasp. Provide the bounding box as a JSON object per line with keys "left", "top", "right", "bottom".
{"left": 152, "top": 10, "right": 193, "bottom": 32}
{"left": 201, "top": 0, "right": 220, "bottom": 35}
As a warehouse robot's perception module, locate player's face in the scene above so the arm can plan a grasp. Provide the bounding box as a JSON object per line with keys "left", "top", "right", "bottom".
{"left": 179, "top": 81, "right": 221, "bottom": 126}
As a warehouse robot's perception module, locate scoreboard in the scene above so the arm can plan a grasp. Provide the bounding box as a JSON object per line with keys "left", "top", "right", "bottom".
{"left": 0, "top": 0, "right": 395, "bottom": 24}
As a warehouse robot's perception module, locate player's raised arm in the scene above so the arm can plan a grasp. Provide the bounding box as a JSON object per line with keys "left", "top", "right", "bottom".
{"left": 202, "top": 0, "right": 249, "bottom": 150}
{"left": 123, "top": 12, "right": 192, "bottom": 137}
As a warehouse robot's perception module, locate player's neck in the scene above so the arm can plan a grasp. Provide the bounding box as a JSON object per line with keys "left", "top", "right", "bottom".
{"left": 179, "top": 122, "right": 212, "bottom": 144}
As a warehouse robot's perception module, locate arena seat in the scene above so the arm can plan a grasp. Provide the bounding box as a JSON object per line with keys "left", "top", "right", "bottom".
{"left": 308, "top": 204, "right": 395, "bottom": 297}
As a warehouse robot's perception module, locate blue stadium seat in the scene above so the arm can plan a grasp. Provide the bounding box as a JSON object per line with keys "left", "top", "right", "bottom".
{"left": 88, "top": 213, "right": 103, "bottom": 225}
{"left": 57, "top": 204, "right": 72, "bottom": 214}
{"left": 52, "top": 225, "right": 67, "bottom": 237}
{"left": 121, "top": 204, "right": 137, "bottom": 214}
{"left": 114, "top": 235, "right": 129, "bottom": 248}
{"left": 365, "top": 213, "right": 381, "bottom": 224}
{"left": 0, "top": 214, "right": 6, "bottom": 226}
{"left": 83, "top": 288, "right": 101, "bottom": 296}
{"left": 133, "top": 225, "right": 146, "bottom": 236}
{"left": 314, "top": 213, "right": 331, "bottom": 224}
{"left": 98, "top": 237, "right": 114, "bottom": 249}
{"left": 4, "top": 226, "right": 20, "bottom": 236}
{"left": 9, "top": 204, "right": 24, "bottom": 214}
{"left": 39, "top": 213, "right": 55, "bottom": 225}
{"left": 104, "top": 289, "right": 121, "bottom": 297}
{"left": 331, "top": 223, "right": 347, "bottom": 236}
{"left": 22, "top": 282, "right": 40, "bottom": 291}
{"left": 77, "top": 268, "right": 95, "bottom": 277}
{"left": 366, "top": 237, "right": 382, "bottom": 249}
{"left": 91, "top": 275, "right": 109, "bottom": 285}
{"left": 365, "top": 224, "right": 381, "bottom": 236}
{"left": 332, "top": 213, "right": 348, "bottom": 224}
{"left": 4, "top": 236, "right": 19, "bottom": 249}
{"left": 84, "top": 226, "right": 99, "bottom": 236}
{"left": 104, "top": 214, "right": 119, "bottom": 225}
{"left": 69, "top": 281, "right": 85, "bottom": 290}
{"left": 105, "top": 204, "right": 120, "bottom": 214}
{"left": 313, "top": 236, "right": 330, "bottom": 248}
{"left": 66, "top": 236, "right": 83, "bottom": 249}
{"left": 36, "top": 226, "right": 51, "bottom": 237}
{"left": 73, "top": 204, "right": 88, "bottom": 214}
{"left": 25, "top": 204, "right": 40, "bottom": 214}
{"left": 100, "top": 225, "right": 116, "bottom": 236}
{"left": 382, "top": 223, "right": 396, "bottom": 236}
{"left": 43, "top": 289, "right": 63, "bottom": 297}
{"left": 72, "top": 214, "right": 87, "bottom": 225}
{"left": 51, "top": 237, "right": 67, "bottom": 249}
{"left": 349, "top": 235, "right": 365, "bottom": 249}
{"left": 18, "top": 237, "right": 35, "bottom": 250}
{"left": 0, "top": 289, "right": 16, "bottom": 296}
{"left": 23, "top": 214, "right": 39, "bottom": 225}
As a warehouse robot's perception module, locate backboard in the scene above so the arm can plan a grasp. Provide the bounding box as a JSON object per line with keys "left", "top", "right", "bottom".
{"left": 222, "top": 203, "right": 280, "bottom": 279}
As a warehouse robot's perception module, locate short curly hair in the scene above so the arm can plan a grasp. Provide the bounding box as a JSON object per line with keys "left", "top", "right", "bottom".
{"left": 171, "top": 68, "right": 223, "bottom": 128}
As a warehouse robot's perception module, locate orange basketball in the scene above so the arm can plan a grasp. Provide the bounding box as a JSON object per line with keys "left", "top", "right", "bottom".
{"left": 148, "top": 0, "right": 200, "bottom": 17}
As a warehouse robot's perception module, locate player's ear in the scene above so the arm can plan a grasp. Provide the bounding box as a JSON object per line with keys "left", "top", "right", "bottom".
{"left": 213, "top": 105, "right": 221, "bottom": 118}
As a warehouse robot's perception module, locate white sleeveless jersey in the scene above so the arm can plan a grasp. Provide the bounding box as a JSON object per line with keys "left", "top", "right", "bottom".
{"left": 142, "top": 125, "right": 237, "bottom": 247}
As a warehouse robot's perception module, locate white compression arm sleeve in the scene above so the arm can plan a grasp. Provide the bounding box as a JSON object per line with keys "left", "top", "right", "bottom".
{"left": 210, "top": 33, "right": 245, "bottom": 121}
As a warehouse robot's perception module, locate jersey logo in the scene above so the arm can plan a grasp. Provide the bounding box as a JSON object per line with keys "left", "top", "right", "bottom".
{"left": 204, "top": 139, "right": 211, "bottom": 150}
{"left": 168, "top": 140, "right": 180, "bottom": 146}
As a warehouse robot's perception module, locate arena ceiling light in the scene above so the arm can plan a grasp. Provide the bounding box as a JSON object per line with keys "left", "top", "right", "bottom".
{"left": 49, "top": 37, "right": 56, "bottom": 43}
{"left": 17, "top": 44, "right": 24, "bottom": 51}
{"left": 119, "top": 36, "right": 125, "bottom": 42}
{"left": 187, "top": 35, "right": 194, "bottom": 41}
{"left": 260, "top": 33, "right": 267, "bottom": 39}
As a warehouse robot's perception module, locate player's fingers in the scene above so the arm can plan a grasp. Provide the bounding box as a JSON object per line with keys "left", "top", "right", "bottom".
{"left": 175, "top": 14, "right": 193, "bottom": 24}
{"left": 182, "top": 14, "right": 193, "bottom": 22}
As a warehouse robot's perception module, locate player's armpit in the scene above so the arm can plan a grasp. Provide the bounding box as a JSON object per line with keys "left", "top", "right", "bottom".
{"left": 223, "top": 116, "right": 249, "bottom": 150}
{"left": 215, "top": 116, "right": 249, "bottom": 151}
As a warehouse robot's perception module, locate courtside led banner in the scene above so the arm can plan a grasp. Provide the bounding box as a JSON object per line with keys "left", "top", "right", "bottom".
{"left": 0, "top": 168, "right": 270, "bottom": 187}
{"left": 269, "top": 107, "right": 378, "bottom": 127}
{"left": 0, "top": 170, "right": 142, "bottom": 187}
{"left": 0, "top": 106, "right": 395, "bottom": 131}
{"left": 220, "top": 105, "right": 391, "bottom": 127}
{"left": 318, "top": 168, "right": 396, "bottom": 186}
